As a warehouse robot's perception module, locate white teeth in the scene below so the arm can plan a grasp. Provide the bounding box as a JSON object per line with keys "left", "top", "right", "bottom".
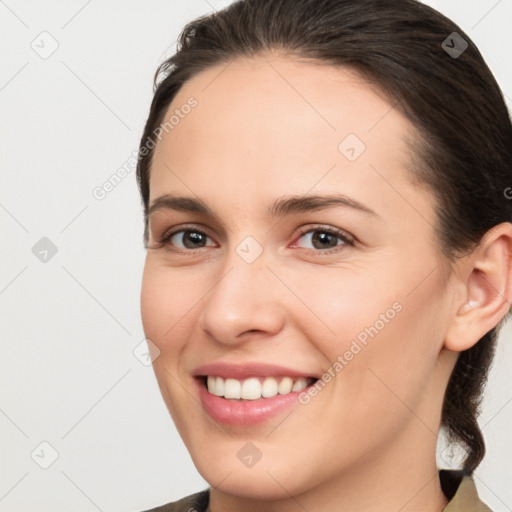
{"left": 278, "top": 376, "right": 293, "bottom": 394}
{"left": 240, "top": 377, "right": 262, "bottom": 400}
{"left": 224, "top": 378, "right": 241, "bottom": 399}
{"left": 207, "top": 376, "right": 220, "bottom": 396}
{"left": 209, "top": 376, "right": 224, "bottom": 397}
{"left": 205, "top": 375, "right": 314, "bottom": 399}
{"left": 292, "top": 377, "right": 308, "bottom": 392}
{"left": 261, "top": 377, "right": 278, "bottom": 398}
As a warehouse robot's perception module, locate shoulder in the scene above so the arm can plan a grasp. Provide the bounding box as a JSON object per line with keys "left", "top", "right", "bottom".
{"left": 138, "top": 488, "right": 210, "bottom": 512}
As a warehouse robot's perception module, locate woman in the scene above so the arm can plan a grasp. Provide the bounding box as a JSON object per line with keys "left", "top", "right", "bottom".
{"left": 135, "top": 0, "right": 512, "bottom": 510}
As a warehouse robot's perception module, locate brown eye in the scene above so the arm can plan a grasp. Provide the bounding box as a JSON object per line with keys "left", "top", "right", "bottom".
{"left": 292, "top": 226, "right": 355, "bottom": 253}
{"left": 173, "top": 231, "right": 207, "bottom": 249}
{"left": 161, "top": 229, "right": 215, "bottom": 250}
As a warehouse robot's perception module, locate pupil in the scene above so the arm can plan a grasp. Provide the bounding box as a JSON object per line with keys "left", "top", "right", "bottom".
{"left": 185, "top": 232, "right": 204, "bottom": 248}
{"left": 313, "top": 232, "right": 336, "bottom": 249}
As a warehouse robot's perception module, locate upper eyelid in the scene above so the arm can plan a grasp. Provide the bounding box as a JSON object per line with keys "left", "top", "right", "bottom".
{"left": 296, "top": 224, "right": 354, "bottom": 239}
{"left": 161, "top": 223, "right": 348, "bottom": 236}
{"left": 161, "top": 223, "right": 216, "bottom": 241}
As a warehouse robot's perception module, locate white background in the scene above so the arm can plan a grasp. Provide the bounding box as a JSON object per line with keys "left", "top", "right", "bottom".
{"left": 1, "top": 1, "right": 511, "bottom": 511}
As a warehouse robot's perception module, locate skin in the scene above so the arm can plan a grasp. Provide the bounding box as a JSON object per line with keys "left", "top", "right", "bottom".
{"left": 140, "top": 52, "right": 512, "bottom": 512}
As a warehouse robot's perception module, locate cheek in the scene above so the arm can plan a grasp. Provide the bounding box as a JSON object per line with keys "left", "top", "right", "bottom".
{"left": 335, "top": 273, "right": 446, "bottom": 426}
{"left": 293, "top": 260, "right": 445, "bottom": 402}
{"left": 286, "top": 264, "right": 402, "bottom": 351}
{"left": 140, "top": 261, "right": 199, "bottom": 354}
{"left": 140, "top": 261, "right": 202, "bottom": 426}
{"left": 140, "top": 268, "right": 168, "bottom": 345}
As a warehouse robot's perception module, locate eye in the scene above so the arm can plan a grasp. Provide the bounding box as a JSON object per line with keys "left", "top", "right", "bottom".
{"left": 291, "top": 226, "right": 355, "bottom": 253}
{"left": 152, "top": 224, "right": 355, "bottom": 254}
{"left": 157, "top": 226, "right": 216, "bottom": 251}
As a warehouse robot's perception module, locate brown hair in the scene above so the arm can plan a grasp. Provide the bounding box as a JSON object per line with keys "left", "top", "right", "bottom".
{"left": 136, "top": 0, "right": 512, "bottom": 472}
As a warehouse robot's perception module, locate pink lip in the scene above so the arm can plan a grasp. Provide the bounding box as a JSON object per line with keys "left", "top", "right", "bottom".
{"left": 194, "top": 377, "right": 316, "bottom": 427}
{"left": 192, "top": 361, "right": 319, "bottom": 380}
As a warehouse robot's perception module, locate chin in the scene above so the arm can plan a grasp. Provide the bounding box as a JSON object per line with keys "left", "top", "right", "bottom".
{"left": 188, "top": 442, "right": 326, "bottom": 501}
{"left": 199, "top": 463, "right": 305, "bottom": 500}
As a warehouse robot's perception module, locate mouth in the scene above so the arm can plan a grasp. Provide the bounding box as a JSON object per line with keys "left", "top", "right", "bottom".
{"left": 194, "top": 374, "right": 320, "bottom": 427}
{"left": 199, "top": 375, "right": 318, "bottom": 400}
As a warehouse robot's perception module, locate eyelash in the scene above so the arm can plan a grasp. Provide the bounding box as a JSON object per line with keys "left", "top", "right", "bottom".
{"left": 155, "top": 224, "right": 355, "bottom": 255}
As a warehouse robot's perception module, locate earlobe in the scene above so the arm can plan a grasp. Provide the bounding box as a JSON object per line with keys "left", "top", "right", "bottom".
{"left": 444, "top": 222, "right": 512, "bottom": 352}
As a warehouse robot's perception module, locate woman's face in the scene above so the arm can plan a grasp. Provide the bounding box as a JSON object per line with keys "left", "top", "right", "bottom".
{"left": 141, "top": 54, "right": 458, "bottom": 499}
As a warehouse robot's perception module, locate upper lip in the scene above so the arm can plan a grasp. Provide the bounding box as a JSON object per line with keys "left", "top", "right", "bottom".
{"left": 192, "top": 361, "right": 320, "bottom": 380}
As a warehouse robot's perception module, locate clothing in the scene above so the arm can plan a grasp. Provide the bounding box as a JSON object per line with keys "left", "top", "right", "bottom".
{"left": 440, "top": 469, "right": 492, "bottom": 512}
{"left": 139, "top": 469, "right": 492, "bottom": 511}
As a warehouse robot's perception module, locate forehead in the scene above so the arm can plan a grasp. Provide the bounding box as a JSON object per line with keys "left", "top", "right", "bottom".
{"left": 149, "top": 53, "right": 423, "bottom": 219}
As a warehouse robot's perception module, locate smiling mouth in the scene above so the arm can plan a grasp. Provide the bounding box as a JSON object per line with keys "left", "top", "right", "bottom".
{"left": 199, "top": 375, "right": 319, "bottom": 400}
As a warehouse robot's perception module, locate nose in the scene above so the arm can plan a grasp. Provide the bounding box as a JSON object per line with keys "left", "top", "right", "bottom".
{"left": 197, "top": 250, "right": 286, "bottom": 346}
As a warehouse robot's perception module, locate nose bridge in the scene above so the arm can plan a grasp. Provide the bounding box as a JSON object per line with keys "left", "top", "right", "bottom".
{"left": 198, "top": 235, "right": 285, "bottom": 343}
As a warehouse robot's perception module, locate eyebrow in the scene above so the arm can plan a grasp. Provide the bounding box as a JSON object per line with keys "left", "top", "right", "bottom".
{"left": 147, "top": 193, "right": 381, "bottom": 220}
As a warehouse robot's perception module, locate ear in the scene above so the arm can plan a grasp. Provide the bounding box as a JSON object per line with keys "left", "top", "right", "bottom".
{"left": 444, "top": 222, "right": 512, "bottom": 352}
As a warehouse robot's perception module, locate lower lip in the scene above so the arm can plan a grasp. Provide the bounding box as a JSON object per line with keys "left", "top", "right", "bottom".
{"left": 195, "top": 378, "right": 313, "bottom": 427}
